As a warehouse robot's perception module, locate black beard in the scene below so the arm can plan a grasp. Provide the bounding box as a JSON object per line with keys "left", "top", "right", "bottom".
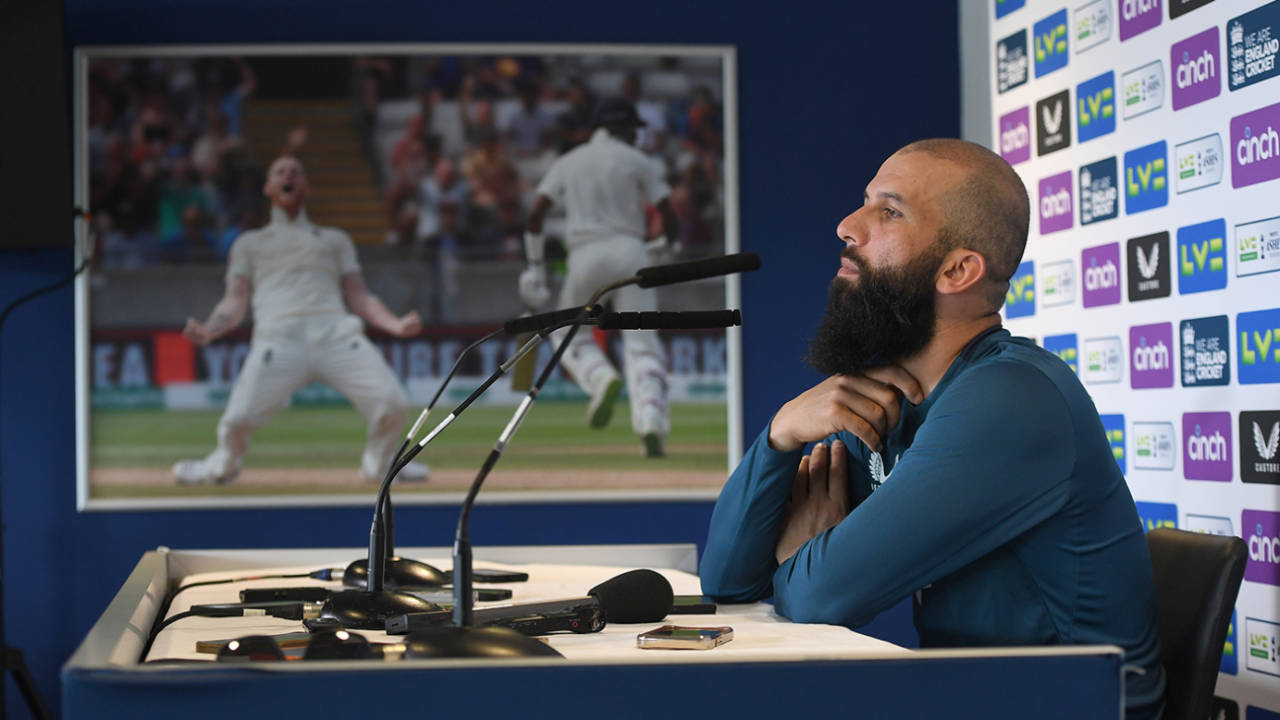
{"left": 805, "top": 247, "right": 944, "bottom": 376}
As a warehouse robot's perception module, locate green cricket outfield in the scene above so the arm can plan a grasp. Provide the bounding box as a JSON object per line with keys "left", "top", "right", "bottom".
{"left": 89, "top": 402, "right": 731, "bottom": 498}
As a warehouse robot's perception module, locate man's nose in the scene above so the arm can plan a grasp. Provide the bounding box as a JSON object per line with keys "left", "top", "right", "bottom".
{"left": 836, "top": 209, "right": 866, "bottom": 247}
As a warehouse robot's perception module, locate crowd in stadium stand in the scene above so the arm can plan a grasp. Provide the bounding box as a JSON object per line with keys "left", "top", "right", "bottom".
{"left": 86, "top": 54, "right": 725, "bottom": 271}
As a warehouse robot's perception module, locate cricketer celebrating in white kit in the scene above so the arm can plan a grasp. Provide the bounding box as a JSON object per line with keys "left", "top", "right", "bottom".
{"left": 520, "top": 97, "right": 680, "bottom": 458}
{"left": 173, "top": 155, "right": 428, "bottom": 486}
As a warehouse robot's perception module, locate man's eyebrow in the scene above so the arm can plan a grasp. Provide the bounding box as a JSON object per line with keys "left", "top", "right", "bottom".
{"left": 874, "top": 191, "right": 908, "bottom": 206}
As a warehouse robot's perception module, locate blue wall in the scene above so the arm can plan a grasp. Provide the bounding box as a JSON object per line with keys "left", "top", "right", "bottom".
{"left": 1, "top": 1, "right": 958, "bottom": 715}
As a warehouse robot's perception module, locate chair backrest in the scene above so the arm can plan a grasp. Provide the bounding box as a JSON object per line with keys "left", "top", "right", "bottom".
{"left": 1146, "top": 527, "right": 1247, "bottom": 720}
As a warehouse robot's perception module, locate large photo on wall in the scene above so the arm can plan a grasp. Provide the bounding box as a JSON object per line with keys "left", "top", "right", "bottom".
{"left": 74, "top": 44, "right": 740, "bottom": 510}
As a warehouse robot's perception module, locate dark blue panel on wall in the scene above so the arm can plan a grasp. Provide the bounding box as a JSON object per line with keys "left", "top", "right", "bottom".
{"left": 2, "top": 1, "right": 957, "bottom": 715}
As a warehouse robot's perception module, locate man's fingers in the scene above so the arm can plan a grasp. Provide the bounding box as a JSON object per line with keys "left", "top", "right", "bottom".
{"left": 864, "top": 365, "right": 924, "bottom": 405}
{"left": 808, "top": 442, "right": 830, "bottom": 496}
{"left": 791, "top": 456, "right": 810, "bottom": 504}
{"left": 828, "top": 439, "right": 851, "bottom": 508}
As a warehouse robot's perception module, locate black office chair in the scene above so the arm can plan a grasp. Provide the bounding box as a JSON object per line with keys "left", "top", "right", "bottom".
{"left": 1146, "top": 527, "right": 1247, "bottom": 720}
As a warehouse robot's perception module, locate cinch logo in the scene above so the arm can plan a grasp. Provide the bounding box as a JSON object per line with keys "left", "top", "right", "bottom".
{"left": 1119, "top": 0, "right": 1161, "bottom": 41}
{"left": 1130, "top": 322, "right": 1173, "bottom": 388}
{"left": 1231, "top": 103, "right": 1280, "bottom": 188}
{"left": 1133, "top": 421, "right": 1175, "bottom": 470}
{"left": 1177, "top": 218, "right": 1228, "bottom": 294}
{"left": 1040, "top": 259, "right": 1075, "bottom": 307}
{"left": 1038, "top": 171, "right": 1073, "bottom": 234}
{"left": 1122, "top": 60, "right": 1163, "bottom": 120}
{"left": 1245, "top": 510, "right": 1280, "bottom": 586}
{"left": 996, "top": 0, "right": 1025, "bottom": 19}
{"left": 1084, "top": 336, "right": 1124, "bottom": 384}
{"left": 1245, "top": 615, "right": 1280, "bottom": 677}
{"left": 1034, "top": 9, "right": 1070, "bottom": 77}
{"left": 1082, "top": 242, "right": 1121, "bottom": 307}
{"left": 1238, "top": 307, "right": 1280, "bottom": 384}
{"left": 1076, "top": 71, "right": 1116, "bottom": 142}
{"left": 1183, "top": 411, "right": 1232, "bottom": 482}
{"left": 1124, "top": 141, "right": 1168, "bottom": 214}
{"left": 1228, "top": 4, "right": 1280, "bottom": 92}
{"left": 1172, "top": 27, "right": 1222, "bottom": 110}
{"left": 1180, "top": 315, "right": 1230, "bottom": 387}
{"left": 997, "top": 29, "right": 1030, "bottom": 94}
{"left": 1101, "top": 413, "right": 1125, "bottom": 472}
{"left": 1236, "top": 215, "right": 1280, "bottom": 279}
{"left": 1005, "top": 260, "right": 1035, "bottom": 319}
{"left": 1043, "top": 333, "right": 1078, "bottom": 373}
{"left": 999, "top": 107, "right": 1031, "bottom": 165}
{"left": 1079, "top": 156, "right": 1118, "bottom": 225}
{"left": 1036, "top": 90, "right": 1072, "bottom": 156}
{"left": 1127, "top": 231, "right": 1170, "bottom": 301}
{"left": 1175, "top": 133, "right": 1224, "bottom": 194}
{"left": 1135, "top": 501, "right": 1177, "bottom": 532}
{"left": 1073, "top": 0, "right": 1111, "bottom": 53}
{"left": 1241, "top": 411, "right": 1280, "bottom": 485}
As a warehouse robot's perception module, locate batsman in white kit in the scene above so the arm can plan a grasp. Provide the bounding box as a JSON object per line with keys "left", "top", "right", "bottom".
{"left": 520, "top": 98, "right": 680, "bottom": 457}
{"left": 172, "top": 155, "right": 429, "bottom": 485}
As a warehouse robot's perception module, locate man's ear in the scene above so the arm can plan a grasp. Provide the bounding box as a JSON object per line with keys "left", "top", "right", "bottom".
{"left": 935, "top": 247, "right": 987, "bottom": 296}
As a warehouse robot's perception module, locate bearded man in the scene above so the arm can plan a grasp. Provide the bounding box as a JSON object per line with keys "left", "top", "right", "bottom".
{"left": 699, "top": 139, "right": 1165, "bottom": 720}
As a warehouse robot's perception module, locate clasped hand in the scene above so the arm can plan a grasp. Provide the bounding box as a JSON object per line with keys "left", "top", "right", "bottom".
{"left": 771, "top": 366, "right": 923, "bottom": 564}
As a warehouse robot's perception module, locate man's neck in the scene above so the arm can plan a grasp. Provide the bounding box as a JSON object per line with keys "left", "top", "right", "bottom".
{"left": 271, "top": 204, "right": 306, "bottom": 223}
{"left": 899, "top": 313, "right": 1001, "bottom": 398}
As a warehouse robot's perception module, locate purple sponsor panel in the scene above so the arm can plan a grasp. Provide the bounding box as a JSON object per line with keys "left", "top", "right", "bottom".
{"left": 1130, "top": 322, "right": 1174, "bottom": 388}
{"left": 1231, "top": 102, "right": 1280, "bottom": 188}
{"left": 1244, "top": 509, "right": 1280, "bottom": 586}
{"left": 1082, "top": 242, "right": 1121, "bottom": 307}
{"left": 1039, "top": 170, "right": 1074, "bottom": 234}
{"left": 1172, "top": 26, "right": 1221, "bottom": 110}
{"left": 999, "top": 107, "right": 1031, "bottom": 165}
{"left": 1118, "top": 0, "right": 1162, "bottom": 40}
{"left": 1183, "top": 411, "right": 1233, "bottom": 482}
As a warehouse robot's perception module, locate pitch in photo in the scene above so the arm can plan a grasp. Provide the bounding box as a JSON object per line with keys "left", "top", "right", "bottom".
{"left": 76, "top": 45, "right": 740, "bottom": 509}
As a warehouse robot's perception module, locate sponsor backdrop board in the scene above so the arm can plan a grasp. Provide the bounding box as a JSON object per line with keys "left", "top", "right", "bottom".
{"left": 986, "top": 0, "right": 1280, "bottom": 712}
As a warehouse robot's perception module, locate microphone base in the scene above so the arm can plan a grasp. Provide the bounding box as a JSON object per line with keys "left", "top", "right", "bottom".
{"left": 402, "top": 626, "right": 563, "bottom": 658}
{"left": 319, "top": 590, "right": 439, "bottom": 631}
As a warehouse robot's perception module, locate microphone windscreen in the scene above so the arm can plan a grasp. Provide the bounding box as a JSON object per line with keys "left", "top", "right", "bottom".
{"left": 587, "top": 569, "right": 674, "bottom": 623}
{"left": 635, "top": 252, "right": 761, "bottom": 288}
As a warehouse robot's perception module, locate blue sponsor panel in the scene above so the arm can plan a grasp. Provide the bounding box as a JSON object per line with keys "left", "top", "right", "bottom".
{"left": 1224, "top": 609, "right": 1239, "bottom": 675}
{"left": 1248, "top": 707, "right": 1280, "bottom": 720}
{"left": 1229, "top": 2, "right": 1280, "bottom": 92}
{"left": 1181, "top": 315, "right": 1231, "bottom": 387}
{"left": 1124, "top": 140, "right": 1169, "bottom": 214}
{"left": 1177, "top": 218, "right": 1228, "bottom": 294}
{"left": 1006, "top": 260, "right": 1035, "bottom": 318}
{"left": 1079, "top": 156, "right": 1119, "bottom": 225}
{"left": 1101, "top": 413, "right": 1125, "bottom": 473}
{"left": 1076, "top": 71, "right": 1116, "bottom": 142}
{"left": 1043, "top": 333, "right": 1078, "bottom": 373}
{"left": 995, "top": 0, "right": 1025, "bottom": 18}
{"left": 1135, "top": 501, "right": 1177, "bottom": 532}
{"left": 1239, "top": 307, "right": 1280, "bottom": 384}
{"left": 997, "top": 29, "right": 1030, "bottom": 93}
{"left": 1033, "top": 8, "right": 1070, "bottom": 77}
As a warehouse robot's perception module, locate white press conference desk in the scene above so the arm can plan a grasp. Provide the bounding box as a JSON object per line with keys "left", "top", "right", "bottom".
{"left": 65, "top": 545, "right": 1126, "bottom": 719}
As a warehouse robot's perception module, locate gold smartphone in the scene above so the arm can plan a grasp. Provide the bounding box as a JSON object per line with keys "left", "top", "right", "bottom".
{"left": 636, "top": 625, "right": 733, "bottom": 650}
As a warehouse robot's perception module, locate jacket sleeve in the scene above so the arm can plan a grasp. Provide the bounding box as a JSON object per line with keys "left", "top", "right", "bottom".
{"left": 699, "top": 423, "right": 804, "bottom": 602}
{"left": 771, "top": 361, "right": 1076, "bottom": 628}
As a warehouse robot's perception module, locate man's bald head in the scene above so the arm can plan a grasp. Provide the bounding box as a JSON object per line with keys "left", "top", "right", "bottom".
{"left": 895, "top": 138, "right": 1030, "bottom": 310}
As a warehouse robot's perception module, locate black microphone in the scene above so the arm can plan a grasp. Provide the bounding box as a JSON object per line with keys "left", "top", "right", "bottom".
{"left": 634, "top": 252, "right": 761, "bottom": 288}
{"left": 596, "top": 310, "right": 742, "bottom": 330}
{"left": 503, "top": 304, "right": 602, "bottom": 335}
{"left": 386, "top": 569, "right": 673, "bottom": 636}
